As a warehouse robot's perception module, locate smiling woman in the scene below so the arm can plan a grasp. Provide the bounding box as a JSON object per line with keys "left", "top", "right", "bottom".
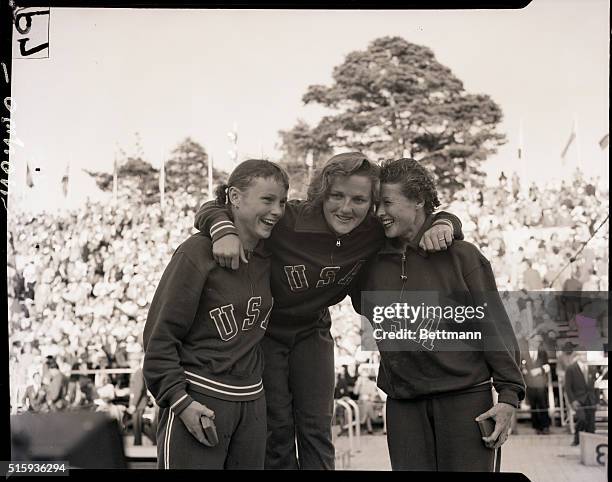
{"left": 377, "top": 159, "right": 440, "bottom": 243}
{"left": 322, "top": 175, "right": 372, "bottom": 235}
{"left": 351, "top": 158, "right": 525, "bottom": 472}
{"left": 193, "top": 152, "right": 464, "bottom": 470}
{"left": 143, "top": 159, "right": 289, "bottom": 469}
{"left": 306, "top": 152, "right": 379, "bottom": 236}
{"left": 217, "top": 165, "right": 288, "bottom": 250}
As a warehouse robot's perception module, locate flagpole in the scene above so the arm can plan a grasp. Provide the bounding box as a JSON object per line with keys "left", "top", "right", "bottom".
{"left": 560, "top": 120, "right": 576, "bottom": 177}
{"left": 112, "top": 153, "right": 118, "bottom": 205}
{"left": 605, "top": 144, "right": 609, "bottom": 186}
{"left": 600, "top": 133, "right": 609, "bottom": 190}
{"left": 574, "top": 116, "right": 581, "bottom": 174}
{"left": 25, "top": 161, "right": 33, "bottom": 189}
{"left": 306, "top": 150, "right": 314, "bottom": 185}
{"left": 159, "top": 152, "right": 166, "bottom": 211}
{"left": 517, "top": 119, "right": 526, "bottom": 186}
{"left": 208, "top": 154, "right": 214, "bottom": 201}
{"left": 62, "top": 156, "right": 70, "bottom": 207}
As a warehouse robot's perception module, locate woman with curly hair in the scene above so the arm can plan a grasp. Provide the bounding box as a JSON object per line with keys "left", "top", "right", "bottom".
{"left": 352, "top": 158, "right": 525, "bottom": 471}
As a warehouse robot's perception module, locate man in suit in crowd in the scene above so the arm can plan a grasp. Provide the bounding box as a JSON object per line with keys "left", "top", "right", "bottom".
{"left": 564, "top": 351, "right": 599, "bottom": 446}
{"left": 46, "top": 360, "right": 68, "bottom": 411}
{"left": 555, "top": 342, "right": 578, "bottom": 386}
{"left": 520, "top": 334, "right": 551, "bottom": 434}
{"left": 22, "top": 372, "right": 48, "bottom": 412}
{"left": 561, "top": 268, "right": 583, "bottom": 328}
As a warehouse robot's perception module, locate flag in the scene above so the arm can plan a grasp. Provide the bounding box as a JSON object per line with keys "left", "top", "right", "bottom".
{"left": 561, "top": 127, "right": 576, "bottom": 159}
{"left": 112, "top": 156, "right": 118, "bottom": 204}
{"left": 61, "top": 162, "right": 69, "bottom": 197}
{"left": 26, "top": 162, "right": 34, "bottom": 188}
{"left": 227, "top": 122, "right": 238, "bottom": 165}
{"left": 599, "top": 133, "right": 609, "bottom": 150}
{"left": 517, "top": 120, "right": 524, "bottom": 160}
{"left": 159, "top": 155, "right": 166, "bottom": 209}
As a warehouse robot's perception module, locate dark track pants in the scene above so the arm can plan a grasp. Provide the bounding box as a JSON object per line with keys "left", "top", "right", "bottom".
{"left": 386, "top": 389, "right": 495, "bottom": 471}
{"left": 262, "top": 328, "right": 336, "bottom": 470}
{"left": 156, "top": 391, "right": 266, "bottom": 469}
{"left": 573, "top": 406, "right": 596, "bottom": 444}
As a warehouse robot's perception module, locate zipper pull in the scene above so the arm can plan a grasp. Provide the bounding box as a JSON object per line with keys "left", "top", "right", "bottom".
{"left": 401, "top": 253, "right": 407, "bottom": 280}
{"left": 336, "top": 239, "right": 341, "bottom": 247}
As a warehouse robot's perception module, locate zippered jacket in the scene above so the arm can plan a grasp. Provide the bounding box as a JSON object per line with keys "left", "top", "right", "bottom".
{"left": 351, "top": 216, "right": 525, "bottom": 407}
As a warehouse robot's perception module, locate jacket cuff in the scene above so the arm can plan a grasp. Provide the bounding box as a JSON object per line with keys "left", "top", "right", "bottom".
{"left": 169, "top": 391, "right": 194, "bottom": 416}
{"left": 497, "top": 390, "right": 520, "bottom": 408}
{"left": 432, "top": 218, "right": 454, "bottom": 236}
{"left": 210, "top": 219, "right": 238, "bottom": 244}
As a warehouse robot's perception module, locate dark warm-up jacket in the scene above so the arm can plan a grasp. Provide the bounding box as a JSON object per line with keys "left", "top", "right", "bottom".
{"left": 194, "top": 200, "right": 463, "bottom": 345}
{"left": 143, "top": 233, "right": 274, "bottom": 415}
{"left": 351, "top": 215, "right": 525, "bottom": 408}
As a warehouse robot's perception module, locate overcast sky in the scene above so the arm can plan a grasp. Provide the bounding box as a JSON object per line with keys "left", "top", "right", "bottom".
{"left": 8, "top": 0, "right": 609, "bottom": 201}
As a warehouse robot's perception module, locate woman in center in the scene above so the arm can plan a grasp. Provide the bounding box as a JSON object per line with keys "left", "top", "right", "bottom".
{"left": 194, "top": 152, "right": 463, "bottom": 469}
{"left": 352, "top": 158, "right": 525, "bottom": 471}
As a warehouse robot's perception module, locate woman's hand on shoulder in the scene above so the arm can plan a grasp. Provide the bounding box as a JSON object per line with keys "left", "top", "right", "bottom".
{"left": 420, "top": 223, "right": 453, "bottom": 252}
{"left": 212, "top": 235, "right": 248, "bottom": 270}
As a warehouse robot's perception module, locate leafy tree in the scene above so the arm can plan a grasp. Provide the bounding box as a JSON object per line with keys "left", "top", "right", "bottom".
{"left": 165, "top": 137, "right": 224, "bottom": 196}
{"left": 87, "top": 137, "right": 225, "bottom": 203}
{"left": 284, "top": 36, "right": 506, "bottom": 194}
{"left": 277, "top": 120, "right": 336, "bottom": 199}
{"left": 278, "top": 120, "right": 334, "bottom": 169}
{"left": 86, "top": 156, "right": 158, "bottom": 204}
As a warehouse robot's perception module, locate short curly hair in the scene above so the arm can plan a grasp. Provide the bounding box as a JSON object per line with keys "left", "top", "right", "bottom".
{"left": 379, "top": 158, "right": 440, "bottom": 215}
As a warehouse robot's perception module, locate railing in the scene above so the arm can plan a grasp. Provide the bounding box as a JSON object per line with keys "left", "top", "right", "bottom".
{"left": 516, "top": 359, "right": 609, "bottom": 423}
{"left": 70, "top": 369, "right": 136, "bottom": 375}
{"left": 343, "top": 398, "right": 361, "bottom": 452}
{"left": 333, "top": 397, "right": 363, "bottom": 468}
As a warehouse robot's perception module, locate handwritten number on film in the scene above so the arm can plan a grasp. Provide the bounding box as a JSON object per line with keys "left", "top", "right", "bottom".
{"left": 595, "top": 443, "right": 608, "bottom": 466}
{"left": 15, "top": 9, "right": 49, "bottom": 57}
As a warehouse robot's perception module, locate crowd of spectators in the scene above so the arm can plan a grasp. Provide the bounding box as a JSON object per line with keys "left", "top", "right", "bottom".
{"left": 8, "top": 187, "right": 201, "bottom": 421}
{"left": 449, "top": 170, "right": 608, "bottom": 292}
{"left": 8, "top": 168, "right": 609, "bottom": 425}
{"left": 330, "top": 169, "right": 608, "bottom": 370}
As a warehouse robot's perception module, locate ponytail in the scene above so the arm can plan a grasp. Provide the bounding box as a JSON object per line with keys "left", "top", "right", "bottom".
{"left": 215, "top": 183, "right": 230, "bottom": 205}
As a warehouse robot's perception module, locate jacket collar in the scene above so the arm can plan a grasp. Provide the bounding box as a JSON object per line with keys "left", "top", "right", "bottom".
{"left": 251, "top": 240, "right": 272, "bottom": 259}
{"left": 294, "top": 204, "right": 333, "bottom": 234}
{"left": 378, "top": 215, "right": 435, "bottom": 258}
